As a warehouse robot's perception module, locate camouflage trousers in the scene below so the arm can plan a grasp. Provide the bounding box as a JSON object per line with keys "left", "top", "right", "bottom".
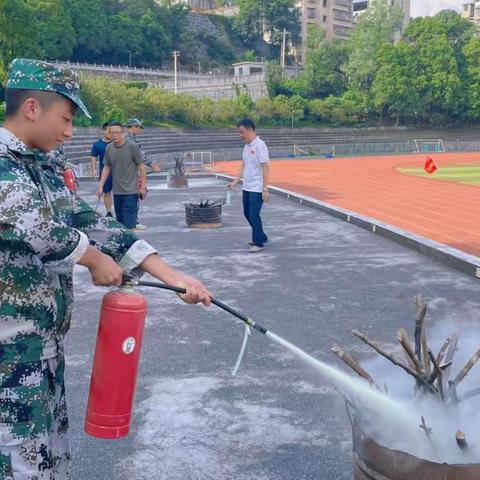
{"left": 0, "top": 350, "right": 70, "bottom": 479}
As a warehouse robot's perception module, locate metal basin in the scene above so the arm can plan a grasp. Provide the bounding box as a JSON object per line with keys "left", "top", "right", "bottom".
{"left": 185, "top": 204, "right": 222, "bottom": 229}
{"left": 352, "top": 422, "right": 480, "bottom": 480}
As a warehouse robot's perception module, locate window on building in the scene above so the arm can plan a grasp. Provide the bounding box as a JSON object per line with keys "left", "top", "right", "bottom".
{"left": 323, "top": 0, "right": 327, "bottom": 6}
{"left": 307, "top": 7, "right": 316, "bottom": 18}
{"left": 323, "top": 15, "right": 327, "bottom": 23}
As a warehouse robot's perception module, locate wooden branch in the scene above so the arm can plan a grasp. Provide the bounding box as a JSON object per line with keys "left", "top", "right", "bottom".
{"left": 440, "top": 361, "right": 453, "bottom": 371}
{"left": 427, "top": 348, "right": 444, "bottom": 401}
{"left": 436, "top": 338, "right": 450, "bottom": 366}
{"left": 397, "top": 328, "right": 425, "bottom": 376}
{"left": 456, "top": 431, "right": 468, "bottom": 451}
{"left": 454, "top": 347, "right": 480, "bottom": 387}
{"left": 403, "top": 351, "right": 416, "bottom": 371}
{"left": 352, "top": 329, "right": 438, "bottom": 395}
{"left": 331, "top": 345, "right": 377, "bottom": 387}
{"left": 448, "top": 380, "right": 458, "bottom": 404}
{"left": 414, "top": 294, "right": 424, "bottom": 359}
{"left": 458, "top": 387, "right": 480, "bottom": 403}
{"left": 441, "top": 333, "right": 459, "bottom": 392}
{"left": 436, "top": 335, "right": 452, "bottom": 366}
{"left": 414, "top": 294, "right": 429, "bottom": 374}
{"left": 419, "top": 416, "right": 433, "bottom": 438}
{"left": 414, "top": 293, "right": 425, "bottom": 318}
{"left": 421, "top": 318, "right": 430, "bottom": 376}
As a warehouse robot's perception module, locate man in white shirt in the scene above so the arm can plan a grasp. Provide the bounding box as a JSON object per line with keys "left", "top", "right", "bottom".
{"left": 228, "top": 119, "right": 270, "bottom": 253}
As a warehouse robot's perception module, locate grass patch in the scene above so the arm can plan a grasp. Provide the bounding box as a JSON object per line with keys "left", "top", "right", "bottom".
{"left": 400, "top": 164, "right": 480, "bottom": 186}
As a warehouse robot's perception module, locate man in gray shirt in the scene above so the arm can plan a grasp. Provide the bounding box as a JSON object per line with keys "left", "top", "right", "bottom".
{"left": 98, "top": 121, "right": 147, "bottom": 229}
{"left": 125, "top": 117, "right": 160, "bottom": 231}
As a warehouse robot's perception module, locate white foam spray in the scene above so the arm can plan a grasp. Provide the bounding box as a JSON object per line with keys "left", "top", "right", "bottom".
{"left": 265, "top": 331, "right": 426, "bottom": 450}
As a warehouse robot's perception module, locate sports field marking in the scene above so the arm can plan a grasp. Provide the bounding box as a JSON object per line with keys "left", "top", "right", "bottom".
{"left": 399, "top": 164, "right": 480, "bottom": 186}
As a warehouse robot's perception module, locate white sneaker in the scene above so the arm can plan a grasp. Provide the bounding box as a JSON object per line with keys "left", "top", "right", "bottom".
{"left": 135, "top": 223, "right": 147, "bottom": 230}
{"left": 249, "top": 239, "right": 269, "bottom": 246}
{"left": 249, "top": 245, "right": 264, "bottom": 253}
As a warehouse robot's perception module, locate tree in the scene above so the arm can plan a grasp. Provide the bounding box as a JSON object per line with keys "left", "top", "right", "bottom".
{"left": 403, "top": 11, "right": 473, "bottom": 123}
{"left": 32, "top": 0, "right": 76, "bottom": 60}
{"left": 65, "top": 0, "right": 109, "bottom": 61}
{"left": 302, "top": 25, "right": 349, "bottom": 98}
{"left": 263, "top": 0, "right": 301, "bottom": 46}
{"left": 346, "top": 0, "right": 404, "bottom": 91}
{"left": 372, "top": 42, "right": 421, "bottom": 125}
{"left": 0, "top": 0, "right": 41, "bottom": 72}
{"left": 273, "top": 94, "right": 305, "bottom": 127}
{"left": 308, "top": 92, "right": 366, "bottom": 126}
{"left": 404, "top": 10, "right": 474, "bottom": 57}
{"left": 234, "top": 0, "right": 300, "bottom": 47}
{"left": 463, "top": 37, "right": 480, "bottom": 121}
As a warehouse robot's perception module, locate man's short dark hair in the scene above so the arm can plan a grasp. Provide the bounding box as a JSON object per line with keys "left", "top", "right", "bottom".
{"left": 237, "top": 118, "right": 256, "bottom": 131}
{"left": 5, "top": 89, "right": 75, "bottom": 118}
{"left": 102, "top": 122, "right": 110, "bottom": 129}
{"left": 108, "top": 121, "right": 123, "bottom": 128}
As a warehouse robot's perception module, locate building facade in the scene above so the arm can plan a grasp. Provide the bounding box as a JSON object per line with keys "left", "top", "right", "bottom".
{"left": 297, "top": 0, "right": 354, "bottom": 64}
{"left": 353, "top": 0, "right": 411, "bottom": 27}
{"left": 462, "top": 1, "right": 480, "bottom": 27}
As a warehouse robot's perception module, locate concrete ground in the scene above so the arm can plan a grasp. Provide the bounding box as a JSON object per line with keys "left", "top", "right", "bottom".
{"left": 67, "top": 177, "right": 479, "bottom": 480}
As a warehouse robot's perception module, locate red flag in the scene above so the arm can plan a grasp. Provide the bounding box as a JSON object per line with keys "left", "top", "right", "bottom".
{"left": 424, "top": 156, "right": 438, "bottom": 174}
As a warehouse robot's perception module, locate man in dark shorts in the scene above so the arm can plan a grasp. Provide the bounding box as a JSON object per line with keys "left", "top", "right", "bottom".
{"left": 90, "top": 122, "right": 113, "bottom": 216}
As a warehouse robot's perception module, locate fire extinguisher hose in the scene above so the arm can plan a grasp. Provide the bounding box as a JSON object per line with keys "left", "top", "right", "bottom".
{"left": 129, "top": 278, "right": 268, "bottom": 335}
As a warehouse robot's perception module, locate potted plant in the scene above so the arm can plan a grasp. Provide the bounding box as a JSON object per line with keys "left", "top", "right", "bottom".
{"left": 167, "top": 156, "right": 188, "bottom": 188}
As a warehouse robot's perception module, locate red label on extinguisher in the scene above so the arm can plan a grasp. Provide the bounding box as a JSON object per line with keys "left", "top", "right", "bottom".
{"left": 63, "top": 168, "right": 77, "bottom": 193}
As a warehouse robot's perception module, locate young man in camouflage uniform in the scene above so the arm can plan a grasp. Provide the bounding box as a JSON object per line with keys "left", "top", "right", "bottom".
{"left": 0, "top": 58, "right": 212, "bottom": 479}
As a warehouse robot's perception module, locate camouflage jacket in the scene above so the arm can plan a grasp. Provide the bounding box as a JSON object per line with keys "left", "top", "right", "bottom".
{"left": 0, "top": 127, "right": 157, "bottom": 364}
{"left": 125, "top": 133, "right": 154, "bottom": 169}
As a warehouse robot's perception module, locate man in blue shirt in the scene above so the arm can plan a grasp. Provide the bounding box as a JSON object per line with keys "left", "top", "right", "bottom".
{"left": 90, "top": 122, "right": 113, "bottom": 216}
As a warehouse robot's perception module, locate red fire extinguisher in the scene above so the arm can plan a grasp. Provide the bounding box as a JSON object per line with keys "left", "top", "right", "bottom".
{"left": 84, "top": 284, "right": 147, "bottom": 439}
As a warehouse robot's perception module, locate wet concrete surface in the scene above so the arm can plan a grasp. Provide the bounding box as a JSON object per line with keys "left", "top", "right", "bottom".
{"left": 67, "top": 177, "right": 479, "bottom": 480}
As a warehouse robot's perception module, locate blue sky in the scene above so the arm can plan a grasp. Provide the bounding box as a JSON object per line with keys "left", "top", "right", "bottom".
{"left": 411, "top": 0, "right": 462, "bottom": 17}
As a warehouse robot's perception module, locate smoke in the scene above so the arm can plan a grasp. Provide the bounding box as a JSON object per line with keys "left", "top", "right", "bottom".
{"left": 356, "top": 302, "right": 480, "bottom": 465}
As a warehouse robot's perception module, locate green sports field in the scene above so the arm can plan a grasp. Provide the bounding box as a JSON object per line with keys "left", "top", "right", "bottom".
{"left": 400, "top": 164, "right": 480, "bottom": 186}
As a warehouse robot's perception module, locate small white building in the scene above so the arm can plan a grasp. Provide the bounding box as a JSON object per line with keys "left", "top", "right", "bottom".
{"left": 232, "top": 62, "right": 266, "bottom": 78}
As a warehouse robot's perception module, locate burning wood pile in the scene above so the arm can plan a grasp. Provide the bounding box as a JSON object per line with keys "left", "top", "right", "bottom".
{"left": 331, "top": 294, "right": 480, "bottom": 478}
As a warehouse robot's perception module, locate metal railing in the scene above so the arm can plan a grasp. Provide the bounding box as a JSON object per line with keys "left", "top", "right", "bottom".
{"left": 51, "top": 60, "right": 236, "bottom": 81}
{"left": 183, "top": 151, "right": 214, "bottom": 171}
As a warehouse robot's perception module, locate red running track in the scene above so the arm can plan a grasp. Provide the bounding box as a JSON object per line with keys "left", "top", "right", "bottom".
{"left": 215, "top": 153, "right": 480, "bottom": 258}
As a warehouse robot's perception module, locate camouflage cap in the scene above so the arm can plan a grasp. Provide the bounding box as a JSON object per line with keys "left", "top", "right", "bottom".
{"left": 6, "top": 58, "right": 91, "bottom": 119}
{"left": 126, "top": 118, "right": 144, "bottom": 128}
